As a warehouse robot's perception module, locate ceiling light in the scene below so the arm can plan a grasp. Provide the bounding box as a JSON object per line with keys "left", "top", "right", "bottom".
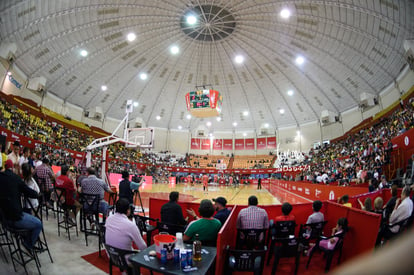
{"left": 297, "top": 130, "right": 301, "bottom": 135}
{"left": 216, "top": 117, "right": 221, "bottom": 122}
{"left": 178, "top": 125, "right": 182, "bottom": 130}
{"left": 209, "top": 133, "right": 213, "bottom": 137}
{"left": 101, "top": 85, "right": 107, "bottom": 91}
{"left": 287, "top": 90, "right": 294, "bottom": 96}
{"left": 243, "top": 111, "right": 249, "bottom": 116}
{"left": 235, "top": 55, "right": 244, "bottom": 64}
{"left": 295, "top": 56, "right": 305, "bottom": 65}
{"left": 127, "top": 33, "right": 136, "bottom": 42}
{"left": 7, "top": 72, "right": 11, "bottom": 76}
{"left": 156, "top": 115, "right": 161, "bottom": 120}
{"left": 280, "top": 8, "right": 291, "bottom": 19}
{"left": 186, "top": 15, "right": 197, "bottom": 25}
{"left": 233, "top": 122, "right": 238, "bottom": 127}
{"left": 279, "top": 109, "right": 285, "bottom": 114}
{"left": 80, "top": 50, "right": 88, "bottom": 57}
{"left": 186, "top": 114, "right": 191, "bottom": 120}
{"left": 140, "top": 73, "right": 148, "bottom": 80}
{"left": 243, "top": 133, "right": 247, "bottom": 137}
{"left": 206, "top": 121, "right": 212, "bottom": 127}
{"left": 264, "top": 123, "right": 269, "bottom": 128}
{"left": 133, "top": 102, "right": 139, "bottom": 107}
{"left": 170, "top": 45, "right": 179, "bottom": 55}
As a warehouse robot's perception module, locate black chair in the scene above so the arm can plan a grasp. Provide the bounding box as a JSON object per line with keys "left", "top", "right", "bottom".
{"left": 157, "top": 221, "right": 185, "bottom": 236}
{"left": 0, "top": 209, "right": 41, "bottom": 275}
{"left": 306, "top": 231, "right": 346, "bottom": 273}
{"left": 107, "top": 192, "right": 117, "bottom": 215}
{"left": 298, "top": 221, "right": 327, "bottom": 252}
{"left": 23, "top": 195, "right": 53, "bottom": 264}
{"left": 104, "top": 243, "right": 137, "bottom": 275}
{"left": 79, "top": 193, "right": 101, "bottom": 247}
{"left": 224, "top": 245, "right": 267, "bottom": 275}
{"left": 98, "top": 223, "right": 106, "bottom": 257}
{"left": 381, "top": 217, "right": 411, "bottom": 244}
{"left": 267, "top": 220, "right": 296, "bottom": 265}
{"left": 134, "top": 215, "right": 158, "bottom": 245}
{"left": 0, "top": 210, "right": 14, "bottom": 265}
{"left": 270, "top": 236, "right": 301, "bottom": 275}
{"left": 236, "top": 228, "right": 267, "bottom": 250}
{"left": 54, "top": 187, "right": 78, "bottom": 240}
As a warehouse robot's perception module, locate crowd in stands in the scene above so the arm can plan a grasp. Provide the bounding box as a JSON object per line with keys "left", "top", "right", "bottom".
{"left": 300, "top": 97, "right": 414, "bottom": 187}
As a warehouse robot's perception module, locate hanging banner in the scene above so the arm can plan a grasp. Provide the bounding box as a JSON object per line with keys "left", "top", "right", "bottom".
{"left": 267, "top": 136, "right": 277, "bottom": 149}
{"left": 257, "top": 137, "right": 267, "bottom": 150}
{"left": 223, "top": 139, "right": 233, "bottom": 150}
{"left": 201, "top": 138, "right": 211, "bottom": 150}
{"left": 190, "top": 138, "right": 201, "bottom": 150}
{"left": 213, "top": 138, "right": 223, "bottom": 151}
{"left": 245, "top": 138, "right": 255, "bottom": 150}
{"left": 235, "top": 139, "right": 245, "bottom": 150}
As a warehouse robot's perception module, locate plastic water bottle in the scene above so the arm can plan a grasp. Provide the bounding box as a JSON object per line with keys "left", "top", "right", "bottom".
{"left": 176, "top": 232, "right": 184, "bottom": 250}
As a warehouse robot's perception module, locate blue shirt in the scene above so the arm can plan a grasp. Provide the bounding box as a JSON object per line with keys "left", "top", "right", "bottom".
{"left": 214, "top": 208, "right": 231, "bottom": 226}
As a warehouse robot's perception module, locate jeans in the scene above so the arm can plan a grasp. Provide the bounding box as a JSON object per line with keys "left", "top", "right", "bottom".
{"left": 10, "top": 212, "right": 43, "bottom": 249}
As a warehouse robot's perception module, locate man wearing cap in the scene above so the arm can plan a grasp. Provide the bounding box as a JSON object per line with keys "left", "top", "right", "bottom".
{"left": 213, "top": 197, "right": 231, "bottom": 226}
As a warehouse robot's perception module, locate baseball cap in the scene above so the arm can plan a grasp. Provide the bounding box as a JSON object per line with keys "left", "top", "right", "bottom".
{"left": 212, "top": 196, "right": 227, "bottom": 207}
{"left": 5, "top": 159, "right": 13, "bottom": 169}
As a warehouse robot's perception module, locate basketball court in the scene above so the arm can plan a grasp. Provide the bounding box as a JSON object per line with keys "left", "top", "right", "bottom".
{"left": 115, "top": 181, "right": 312, "bottom": 213}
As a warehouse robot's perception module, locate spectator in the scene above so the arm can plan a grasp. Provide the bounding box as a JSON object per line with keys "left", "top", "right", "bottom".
{"left": 212, "top": 197, "right": 231, "bottom": 226}
{"left": 161, "top": 191, "right": 187, "bottom": 227}
{"left": 18, "top": 147, "right": 30, "bottom": 174}
{"left": 80, "top": 167, "right": 114, "bottom": 218}
{"left": 55, "top": 165, "right": 81, "bottom": 224}
{"left": 0, "top": 164, "right": 42, "bottom": 251}
{"left": 183, "top": 199, "right": 221, "bottom": 243}
{"left": 105, "top": 198, "right": 147, "bottom": 256}
{"left": 338, "top": 195, "right": 352, "bottom": 207}
{"left": 308, "top": 217, "right": 348, "bottom": 256}
{"left": 358, "top": 197, "right": 373, "bottom": 212}
{"left": 119, "top": 170, "right": 134, "bottom": 204}
{"left": 306, "top": 200, "right": 324, "bottom": 224}
{"left": 236, "top": 195, "right": 269, "bottom": 229}
{"left": 376, "top": 186, "right": 413, "bottom": 247}
{"left": 273, "top": 202, "right": 295, "bottom": 222}
{"left": 34, "top": 158, "right": 55, "bottom": 206}
{"left": 21, "top": 163, "right": 40, "bottom": 213}
{"left": 383, "top": 184, "right": 398, "bottom": 223}
{"left": 7, "top": 141, "right": 20, "bottom": 174}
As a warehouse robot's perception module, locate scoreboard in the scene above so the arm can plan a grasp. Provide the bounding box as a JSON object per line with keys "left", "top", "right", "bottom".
{"left": 185, "top": 89, "right": 222, "bottom": 118}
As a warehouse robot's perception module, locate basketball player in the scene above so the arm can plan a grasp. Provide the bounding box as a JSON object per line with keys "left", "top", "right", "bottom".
{"left": 187, "top": 174, "right": 192, "bottom": 186}
{"left": 213, "top": 174, "right": 218, "bottom": 184}
{"left": 229, "top": 174, "right": 234, "bottom": 186}
{"left": 202, "top": 174, "right": 209, "bottom": 192}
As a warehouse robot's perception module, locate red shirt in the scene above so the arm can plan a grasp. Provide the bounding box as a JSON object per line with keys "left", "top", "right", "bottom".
{"left": 55, "top": 175, "right": 76, "bottom": 205}
{"left": 187, "top": 175, "right": 192, "bottom": 183}
{"left": 274, "top": 214, "right": 295, "bottom": 222}
{"left": 202, "top": 175, "right": 208, "bottom": 184}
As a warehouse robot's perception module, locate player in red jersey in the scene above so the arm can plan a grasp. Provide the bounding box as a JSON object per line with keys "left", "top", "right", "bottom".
{"left": 213, "top": 174, "right": 218, "bottom": 184}
{"left": 187, "top": 174, "right": 192, "bottom": 186}
{"left": 202, "top": 174, "right": 209, "bottom": 192}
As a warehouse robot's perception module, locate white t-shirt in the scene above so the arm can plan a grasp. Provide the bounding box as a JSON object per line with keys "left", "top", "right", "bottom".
{"left": 25, "top": 177, "right": 40, "bottom": 209}
{"left": 19, "top": 156, "right": 28, "bottom": 167}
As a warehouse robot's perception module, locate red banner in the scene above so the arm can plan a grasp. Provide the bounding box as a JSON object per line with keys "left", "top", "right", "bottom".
{"left": 201, "top": 138, "right": 211, "bottom": 150}
{"left": 267, "top": 136, "right": 277, "bottom": 149}
{"left": 245, "top": 138, "right": 254, "bottom": 150}
{"left": 257, "top": 137, "right": 266, "bottom": 150}
{"left": 185, "top": 93, "right": 191, "bottom": 111}
{"left": 223, "top": 139, "right": 233, "bottom": 150}
{"left": 209, "top": 90, "right": 219, "bottom": 108}
{"left": 235, "top": 139, "right": 244, "bottom": 150}
{"left": 190, "top": 138, "right": 201, "bottom": 150}
{"left": 213, "top": 139, "right": 223, "bottom": 151}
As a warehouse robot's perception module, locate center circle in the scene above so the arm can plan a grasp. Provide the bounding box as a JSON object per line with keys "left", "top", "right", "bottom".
{"left": 180, "top": 5, "right": 236, "bottom": 42}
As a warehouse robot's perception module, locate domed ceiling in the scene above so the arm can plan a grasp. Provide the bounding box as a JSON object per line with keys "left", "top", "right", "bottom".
{"left": 1, "top": 0, "right": 413, "bottom": 132}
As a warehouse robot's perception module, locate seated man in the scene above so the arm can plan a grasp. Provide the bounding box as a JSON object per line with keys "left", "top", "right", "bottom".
{"left": 55, "top": 165, "right": 82, "bottom": 224}
{"left": 237, "top": 195, "right": 269, "bottom": 229}
{"left": 274, "top": 202, "right": 295, "bottom": 222}
{"left": 376, "top": 186, "right": 413, "bottom": 247}
{"left": 212, "top": 197, "right": 231, "bottom": 226}
{"left": 161, "top": 191, "right": 187, "bottom": 227}
{"left": 105, "top": 198, "right": 147, "bottom": 257}
{"left": 0, "top": 166, "right": 42, "bottom": 251}
{"left": 80, "top": 167, "right": 114, "bottom": 218}
{"left": 183, "top": 199, "right": 221, "bottom": 243}
{"left": 306, "top": 200, "right": 324, "bottom": 224}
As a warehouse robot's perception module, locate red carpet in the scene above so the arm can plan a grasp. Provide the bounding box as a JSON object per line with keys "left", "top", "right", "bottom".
{"left": 82, "top": 249, "right": 339, "bottom": 274}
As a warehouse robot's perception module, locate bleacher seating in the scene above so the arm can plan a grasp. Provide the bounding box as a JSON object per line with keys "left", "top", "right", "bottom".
{"left": 232, "top": 155, "right": 274, "bottom": 169}
{"left": 189, "top": 155, "right": 230, "bottom": 169}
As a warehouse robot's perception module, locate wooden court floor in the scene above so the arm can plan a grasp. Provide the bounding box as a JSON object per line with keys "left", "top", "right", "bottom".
{"left": 128, "top": 182, "right": 307, "bottom": 211}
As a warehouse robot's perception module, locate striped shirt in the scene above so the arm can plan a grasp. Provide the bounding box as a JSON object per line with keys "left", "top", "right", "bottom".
{"left": 237, "top": 206, "right": 269, "bottom": 229}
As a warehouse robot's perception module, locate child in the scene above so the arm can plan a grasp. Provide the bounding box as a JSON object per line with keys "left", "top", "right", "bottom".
{"left": 308, "top": 217, "right": 348, "bottom": 255}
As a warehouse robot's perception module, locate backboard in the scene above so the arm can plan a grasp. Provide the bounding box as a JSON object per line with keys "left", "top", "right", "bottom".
{"left": 125, "top": 128, "right": 154, "bottom": 148}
